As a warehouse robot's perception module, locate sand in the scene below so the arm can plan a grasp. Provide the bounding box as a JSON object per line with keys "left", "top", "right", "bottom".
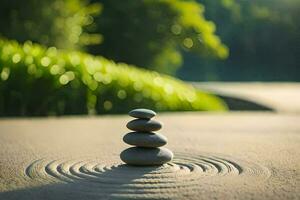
{"left": 0, "top": 112, "right": 299, "bottom": 199}
{"left": 194, "top": 82, "right": 300, "bottom": 113}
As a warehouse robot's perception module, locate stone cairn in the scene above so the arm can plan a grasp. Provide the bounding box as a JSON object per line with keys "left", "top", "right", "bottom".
{"left": 120, "top": 108, "right": 173, "bottom": 166}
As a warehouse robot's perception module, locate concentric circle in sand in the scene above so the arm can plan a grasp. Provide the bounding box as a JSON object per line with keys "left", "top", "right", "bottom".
{"left": 24, "top": 152, "right": 270, "bottom": 199}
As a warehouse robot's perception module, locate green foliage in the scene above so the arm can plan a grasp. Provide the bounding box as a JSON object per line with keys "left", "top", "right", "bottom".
{"left": 0, "top": 0, "right": 102, "bottom": 50}
{"left": 178, "top": 0, "right": 300, "bottom": 81}
{"left": 88, "top": 0, "right": 228, "bottom": 74}
{"left": 0, "top": 39, "right": 227, "bottom": 116}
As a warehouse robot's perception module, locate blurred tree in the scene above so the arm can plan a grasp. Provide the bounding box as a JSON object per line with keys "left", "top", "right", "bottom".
{"left": 0, "top": 0, "right": 102, "bottom": 50}
{"left": 89, "top": 0, "right": 228, "bottom": 74}
{"left": 178, "top": 0, "right": 300, "bottom": 81}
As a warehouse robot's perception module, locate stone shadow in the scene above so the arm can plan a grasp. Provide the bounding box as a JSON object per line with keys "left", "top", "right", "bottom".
{"left": 0, "top": 164, "right": 163, "bottom": 200}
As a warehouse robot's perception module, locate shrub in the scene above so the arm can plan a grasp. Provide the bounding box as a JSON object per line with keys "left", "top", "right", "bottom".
{"left": 0, "top": 39, "right": 227, "bottom": 116}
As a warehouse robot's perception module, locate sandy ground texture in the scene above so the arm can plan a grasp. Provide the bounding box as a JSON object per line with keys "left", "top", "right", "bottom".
{"left": 0, "top": 112, "right": 299, "bottom": 199}
{"left": 193, "top": 82, "right": 300, "bottom": 113}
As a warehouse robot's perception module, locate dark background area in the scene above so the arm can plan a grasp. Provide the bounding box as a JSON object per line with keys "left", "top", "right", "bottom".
{"left": 178, "top": 0, "right": 300, "bottom": 81}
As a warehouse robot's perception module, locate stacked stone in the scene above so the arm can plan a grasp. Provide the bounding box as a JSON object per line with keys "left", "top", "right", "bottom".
{"left": 120, "top": 108, "right": 173, "bottom": 166}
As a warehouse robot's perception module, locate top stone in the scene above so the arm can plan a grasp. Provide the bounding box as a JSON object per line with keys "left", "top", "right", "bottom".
{"left": 129, "top": 108, "right": 156, "bottom": 119}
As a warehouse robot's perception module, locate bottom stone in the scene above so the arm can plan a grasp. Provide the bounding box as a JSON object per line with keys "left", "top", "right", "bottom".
{"left": 120, "top": 147, "right": 173, "bottom": 166}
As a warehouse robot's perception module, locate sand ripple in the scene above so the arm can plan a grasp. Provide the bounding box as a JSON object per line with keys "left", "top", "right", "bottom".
{"left": 24, "top": 152, "right": 270, "bottom": 199}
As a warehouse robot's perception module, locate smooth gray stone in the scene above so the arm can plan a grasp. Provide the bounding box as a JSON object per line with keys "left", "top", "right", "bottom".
{"left": 123, "top": 132, "right": 167, "bottom": 147}
{"left": 120, "top": 147, "right": 173, "bottom": 165}
{"left": 129, "top": 108, "right": 156, "bottom": 119}
{"left": 126, "top": 119, "right": 162, "bottom": 131}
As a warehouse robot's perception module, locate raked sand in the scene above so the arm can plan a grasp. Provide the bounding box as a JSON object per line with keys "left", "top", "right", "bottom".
{"left": 0, "top": 112, "right": 299, "bottom": 199}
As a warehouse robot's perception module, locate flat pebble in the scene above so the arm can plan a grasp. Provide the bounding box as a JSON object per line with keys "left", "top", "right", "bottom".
{"left": 120, "top": 147, "right": 173, "bottom": 165}
{"left": 123, "top": 132, "right": 167, "bottom": 147}
{"left": 126, "top": 119, "right": 162, "bottom": 131}
{"left": 129, "top": 109, "right": 156, "bottom": 119}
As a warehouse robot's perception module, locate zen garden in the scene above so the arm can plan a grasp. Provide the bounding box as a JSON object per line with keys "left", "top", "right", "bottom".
{"left": 0, "top": 0, "right": 299, "bottom": 199}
